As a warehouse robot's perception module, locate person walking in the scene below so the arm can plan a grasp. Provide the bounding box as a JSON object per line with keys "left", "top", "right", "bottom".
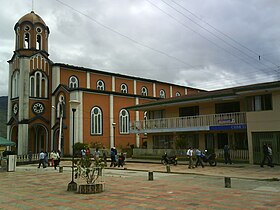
{"left": 53, "top": 151, "right": 60, "bottom": 170}
{"left": 186, "top": 147, "right": 194, "bottom": 169}
{"left": 224, "top": 145, "right": 232, "bottom": 164}
{"left": 267, "top": 144, "right": 274, "bottom": 167}
{"left": 110, "top": 147, "right": 117, "bottom": 167}
{"left": 260, "top": 143, "right": 273, "bottom": 167}
{"left": 50, "top": 150, "right": 55, "bottom": 166}
{"left": 195, "top": 148, "right": 204, "bottom": 168}
{"left": 38, "top": 151, "right": 46, "bottom": 168}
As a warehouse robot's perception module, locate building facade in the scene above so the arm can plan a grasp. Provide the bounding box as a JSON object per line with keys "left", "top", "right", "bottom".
{"left": 128, "top": 81, "right": 280, "bottom": 164}
{"left": 7, "top": 11, "right": 201, "bottom": 156}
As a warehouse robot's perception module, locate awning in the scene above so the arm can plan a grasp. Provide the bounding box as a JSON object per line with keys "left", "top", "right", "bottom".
{"left": 0, "top": 137, "right": 16, "bottom": 146}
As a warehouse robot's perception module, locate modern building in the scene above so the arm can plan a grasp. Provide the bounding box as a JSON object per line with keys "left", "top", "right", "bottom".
{"left": 6, "top": 11, "right": 202, "bottom": 156}
{"left": 128, "top": 81, "right": 280, "bottom": 164}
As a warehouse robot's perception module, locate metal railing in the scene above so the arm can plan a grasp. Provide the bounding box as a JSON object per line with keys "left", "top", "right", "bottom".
{"left": 216, "top": 149, "right": 249, "bottom": 160}
{"left": 130, "top": 112, "right": 246, "bottom": 133}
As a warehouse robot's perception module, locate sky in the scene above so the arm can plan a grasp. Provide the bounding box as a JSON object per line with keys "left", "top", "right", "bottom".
{"left": 0, "top": 0, "right": 280, "bottom": 96}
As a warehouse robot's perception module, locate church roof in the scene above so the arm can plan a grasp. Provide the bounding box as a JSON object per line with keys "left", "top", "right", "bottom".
{"left": 17, "top": 11, "right": 46, "bottom": 26}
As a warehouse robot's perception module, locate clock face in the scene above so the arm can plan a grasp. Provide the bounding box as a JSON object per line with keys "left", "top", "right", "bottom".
{"left": 32, "top": 102, "right": 45, "bottom": 114}
{"left": 13, "top": 103, "right": 18, "bottom": 115}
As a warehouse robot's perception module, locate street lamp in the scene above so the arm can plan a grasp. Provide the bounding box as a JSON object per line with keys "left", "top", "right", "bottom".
{"left": 67, "top": 100, "right": 80, "bottom": 191}
{"left": 112, "top": 122, "right": 116, "bottom": 147}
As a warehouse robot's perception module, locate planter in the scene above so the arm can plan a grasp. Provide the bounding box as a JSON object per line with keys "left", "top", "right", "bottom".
{"left": 78, "top": 182, "right": 105, "bottom": 194}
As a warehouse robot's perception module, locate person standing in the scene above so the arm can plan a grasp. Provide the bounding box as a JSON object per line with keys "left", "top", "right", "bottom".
{"left": 224, "top": 145, "right": 232, "bottom": 164}
{"left": 93, "top": 148, "right": 101, "bottom": 160}
{"left": 186, "top": 147, "right": 194, "bottom": 169}
{"left": 195, "top": 148, "right": 204, "bottom": 168}
{"left": 38, "top": 151, "right": 46, "bottom": 168}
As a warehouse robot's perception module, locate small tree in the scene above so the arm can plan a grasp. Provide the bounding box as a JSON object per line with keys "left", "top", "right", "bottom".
{"left": 74, "top": 156, "right": 106, "bottom": 184}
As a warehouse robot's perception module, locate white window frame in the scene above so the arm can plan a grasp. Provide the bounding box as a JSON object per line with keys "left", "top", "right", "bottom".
{"left": 175, "top": 91, "right": 181, "bottom": 97}
{"left": 141, "top": 86, "right": 148, "bottom": 96}
{"left": 29, "top": 71, "right": 48, "bottom": 98}
{"left": 119, "top": 109, "right": 129, "bottom": 134}
{"left": 69, "top": 76, "right": 79, "bottom": 89}
{"left": 91, "top": 107, "right": 103, "bottom": 135}
{"left": 12, "top": 71, "right": 20, "bottom": 98}
{"left": 97, "top": 80, "right": 105, "bottom": 90}
{"left": 120, "top": 83, "right": 128, "bottom": 93}
{"left": 159, "top": 89, "right": 166, "bottom": 98}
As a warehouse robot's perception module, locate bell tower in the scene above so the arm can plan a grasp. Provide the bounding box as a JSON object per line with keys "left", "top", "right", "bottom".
{"left": 14, "top": 11, "right": 50, "bottom": 57}
{"left": 7, "top": 11, "right": 51, "bottom": 155}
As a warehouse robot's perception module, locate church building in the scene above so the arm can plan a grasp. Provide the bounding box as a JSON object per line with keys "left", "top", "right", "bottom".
{"left": 7, "top": 11, "right": 202, "bottom": 156}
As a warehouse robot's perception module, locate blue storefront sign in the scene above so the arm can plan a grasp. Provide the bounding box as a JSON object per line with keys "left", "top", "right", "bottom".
{"left": 209, "top": 124, "right": 247, "bottom": 131}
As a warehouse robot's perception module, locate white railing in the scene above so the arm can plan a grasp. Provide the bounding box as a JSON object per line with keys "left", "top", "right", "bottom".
{"left": 16, "top": 153, "right": 40, "bottom": 162}
{"left": 130, "top": 112, "right": 246, "bottom": 133}
{"left": 216, "top": 149, "right": 249, "bottom": 160}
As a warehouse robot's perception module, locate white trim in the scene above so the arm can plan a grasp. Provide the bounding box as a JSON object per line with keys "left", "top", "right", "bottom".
{"left": 134, "top": 80, "right": 137, "bottom": 95}
{"left": 110, "top": 94, "right": 114, "bottom": 147}
{"left": 170, "top": 85, "right": 173, "bottom": 98}
{"left": 185, "top": 88, "right": 188, "bottom": 95}
{"left": 112, "top": 76, "right": 115, "bottom": 92}
{"left": 52, "top": 66, "right": 60, "bottom": 93}
{"left": 87, "top": 72, "right": 90, "bottom": 88}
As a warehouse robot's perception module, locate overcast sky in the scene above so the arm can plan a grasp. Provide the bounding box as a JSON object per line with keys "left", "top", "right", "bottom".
{"left": 1, "top": 0, "right": 280, "bottom": 96}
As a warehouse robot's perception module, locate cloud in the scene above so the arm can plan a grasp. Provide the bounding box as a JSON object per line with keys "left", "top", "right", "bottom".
{"left": 0, "top": 0, "right": 280, "bottom": 96}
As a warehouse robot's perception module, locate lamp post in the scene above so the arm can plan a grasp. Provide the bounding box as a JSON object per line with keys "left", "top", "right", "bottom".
{"left": 112, "top": 122, "right": 116, "bottom": 147}
{"left": 67, "top": 100, "right": 80, "bottom": 191}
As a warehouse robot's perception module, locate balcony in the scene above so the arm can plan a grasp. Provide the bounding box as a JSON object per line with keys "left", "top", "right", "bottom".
{"left": 130, "top": 112, "right": 247, "bottom": 133}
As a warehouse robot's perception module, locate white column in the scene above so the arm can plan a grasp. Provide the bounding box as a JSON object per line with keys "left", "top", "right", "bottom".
{"left": 86, "top": 72, "right": 90, "bottom": 88}
{"left": 7, "top": 63, "right": 13, "bottom": 140}
{"left": 77, "top": 91, "right": 83, "bottom": 143}
{"left": 18, "top": 124, "right": 29, "bottom": 155}
{"left": 18, "top": 57, "right": 30, "bottom": 155}
{"left": 135, "top": 97, "right": 140, "bottom": 147}
{"left": 133, "top": 80, "right": 137, "bottom": 95}
{"left": 170, "top": 85, "right": 173, "bottom": 98}
{"left": 51, "top": 95, "right": 56, "bottom": 150}
{"left": 185, "top": 88, "right": 188, "bottom": 95}
{"left": 52, "top": 66, "right": 60, "bottom": 93}
{"left": 153, "top": 83, "right": 156, "bottom": 97}
{"left": 110, "top": 94, "right": 114, "bottom": 148}
{"left": 69, "top": 91, "right": 82, "bottom": 155}
{"left": 112, "top": 76, "right": 115, "bottom": 92}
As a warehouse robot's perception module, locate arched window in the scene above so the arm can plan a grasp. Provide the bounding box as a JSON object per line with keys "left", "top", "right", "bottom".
{"left": 119, "top": 109, "right": 129, "bottom": 134}
{"left": 175, "top": 91, "right": 181, "bottom": 97}
{"left": 24, "top": 33, "right": 30, "bottom": 49}
{"left": 29, "top": 71, "right": 48, "bottom": 98}
{"left": 11, "top": 71, "right": 20, "bottom": 98}
{"left": 120, "top": 83, "right": 128, "bottom": 93}
{"left": 36, "top": 34, "right": 42, "bottom": 50}
{"left": 69, "top": 76, "right": 79, "bottom": 89}
{"left": 141, "top": 86, "right": 148, "bottom": 96}
{"left": 159, "top": 89, "right": 166, "bottom": 98}
{"left": 97, "top": 80, "right": 105, "bottom": 90}
{"left": 91, "top": 107, "right": 102, "bottom": 135}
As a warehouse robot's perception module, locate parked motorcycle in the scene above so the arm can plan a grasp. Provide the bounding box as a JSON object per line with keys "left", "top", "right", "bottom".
{"left": 161, "top": 153, "right": 178, "bottom": 165}
{"left": 201, "top": 150, "right": 217, "bottom": 166}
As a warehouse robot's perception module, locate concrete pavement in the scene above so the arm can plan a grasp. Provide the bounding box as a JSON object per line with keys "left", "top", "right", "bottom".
{"left": 0, "top": 160, "right": 279, "bottom": 209}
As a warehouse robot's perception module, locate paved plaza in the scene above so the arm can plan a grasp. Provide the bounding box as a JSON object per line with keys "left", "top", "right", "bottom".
{"left": 0, "top": 161, "right": 279, "bottom": 209}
